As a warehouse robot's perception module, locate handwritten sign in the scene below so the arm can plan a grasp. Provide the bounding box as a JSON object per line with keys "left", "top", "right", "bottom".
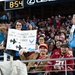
{"left": 6, "top": 29, "right": 37, "bottom": 52}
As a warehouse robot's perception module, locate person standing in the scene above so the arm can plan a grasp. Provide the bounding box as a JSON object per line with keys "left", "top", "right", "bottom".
{"left": 68, "top": 14, "right": 75, "bottom": 75}
{"left": 68, "top": 14, "right": 75, "bottom": 49}
{"left": 7, "top": 19, "right": 23, "bottom": 60}
{"left": 69, "top": 14, "right": 75, "bottom": 42}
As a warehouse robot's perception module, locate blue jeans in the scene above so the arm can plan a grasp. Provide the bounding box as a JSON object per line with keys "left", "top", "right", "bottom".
{"left": 37, "top": 72, "right": 43, "bottom": 75}
{"left": 28, "top": 72, "right": 43, "bottom": 75}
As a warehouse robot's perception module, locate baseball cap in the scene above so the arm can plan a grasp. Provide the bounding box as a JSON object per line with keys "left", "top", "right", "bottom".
{"left": 39, "top": 44, "right": 48, "bottom": 49}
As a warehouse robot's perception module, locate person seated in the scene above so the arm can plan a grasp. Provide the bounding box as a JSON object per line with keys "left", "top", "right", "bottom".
{"left": 44, "top": 43, "right": 74, "bottom": 75}
{"left": 19, "top": 44, "right": 49, "bottom": 75}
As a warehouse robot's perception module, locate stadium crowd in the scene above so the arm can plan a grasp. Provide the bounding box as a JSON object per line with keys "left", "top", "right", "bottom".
{"left": 0, "top": 14, "right": 75, "bottom": 75}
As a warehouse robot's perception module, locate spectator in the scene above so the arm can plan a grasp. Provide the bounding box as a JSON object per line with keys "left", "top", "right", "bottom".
{"left": 22, "top": 19, "right": 27, "bottom": 30}
{"left": 54, "top": 35, "right": 60, "bottom": 42}
{"left": 44, "top": 43, "right": 74, "bottom": 75}
{"left": 47, "top": 40, "right": 55, "bottom": 57}
{"left": 0, "top": 27, "right": 6, "bottom": 60}
{"left": 27, "top": 24, "right": 34, "bottom": 30}
{"left": 20, "top": 44, "right": 49, "bottom": 75}
{"left": 38, "top": 35, "right": 46, "bottom": 45}
{"left": 30, "top": 19, "right": 35, "bottom": 27}
{"left": 68, "top": 14, "right": 75, "bottom": 48}
{"left": 68, "top": 14, "right": 75, "bottom": 75}
{"left": 59, "top": 32, "right": 66, "bottom": 41}
{"left": 7, "top": 19, "right": 23, "bottom": 60}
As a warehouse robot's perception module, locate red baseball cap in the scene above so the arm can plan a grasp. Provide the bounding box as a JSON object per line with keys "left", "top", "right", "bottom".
{"left": 39, "top": 44, "right": 48, "bottom": 49}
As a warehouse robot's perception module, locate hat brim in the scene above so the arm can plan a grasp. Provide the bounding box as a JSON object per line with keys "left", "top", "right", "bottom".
{"left": 39, "top": 45, "right": 48, "bottom": 49}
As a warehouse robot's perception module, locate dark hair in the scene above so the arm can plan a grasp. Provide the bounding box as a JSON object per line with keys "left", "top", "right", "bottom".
{"left": 38, "top": 34, "right": 45, "bottom": 41}
{"left": 61, "top": 43, "right": 68, "bottom": 48}
{"left": 27, "top": 24, "right": 33, "bottom": 30}
{"left": 49, "top": 40, "right": 55, "bottom": 46}
{"left": 37, "top": 34, "right": 46, "bottom": 45}
{"left": 14, "top": 19, "right": 23, "bottom": 25}
{"left": 48, "top": 40, "right": 55, "bottom": 51}
{"left": 60, "top": 32, "right": 66, "bottom": 38}
{"left": 39, "top": 35, "right": 45, "bottom": 38}
{"left": 56, "top": 40, "right": 63, "bottom": 43}
{"left": 14, "top": 19, "right": 23, "bottom": 28}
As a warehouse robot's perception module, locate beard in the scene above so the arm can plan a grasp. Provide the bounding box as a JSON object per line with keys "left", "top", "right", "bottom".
{"left": 41, "top": 53, "right": 45, "bottom": 55}
{"left": 61, "top": 52, "right": 66, "bottom": 55}
{"left": 40, "top": 52, "right": 47, "bottom": 56}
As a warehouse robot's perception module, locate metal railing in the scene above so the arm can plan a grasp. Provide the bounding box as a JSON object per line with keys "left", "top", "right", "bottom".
{"left": 0, "top": 53, "right": 75, "bottom": 75}
{"left": 21, "top": 56, "right": 75, "bottom": 75}
{"left": 0, "top": 53, "right": 13, "bottom": 61}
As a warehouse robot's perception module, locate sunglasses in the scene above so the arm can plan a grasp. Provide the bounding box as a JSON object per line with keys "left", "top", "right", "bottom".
{"left": 16, "top": 24, "right": 22, "bottom": 26}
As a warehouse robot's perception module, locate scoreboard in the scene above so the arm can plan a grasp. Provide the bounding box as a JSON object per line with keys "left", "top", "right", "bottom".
{"left": 4, "top": 0, "right": 24, "bottom": 10}
{"left": 4, "top": 0, "right": 75, "bottom": 10}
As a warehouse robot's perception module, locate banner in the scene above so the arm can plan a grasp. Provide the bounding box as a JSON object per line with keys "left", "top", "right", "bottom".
{"left": 6, "top": 29, "right": 37, "bottom": 52}
{"left": 24, "top": 0, "right": 75, "bottom": 7}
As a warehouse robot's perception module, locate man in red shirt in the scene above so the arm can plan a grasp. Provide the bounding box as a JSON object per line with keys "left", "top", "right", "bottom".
{"left": 44, "top": 43, "right": 74, "bottom": 75}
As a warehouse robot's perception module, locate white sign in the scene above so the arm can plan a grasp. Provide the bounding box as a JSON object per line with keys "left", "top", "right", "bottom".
{"left": 27, "top": 0, "right": 56, "bottom": 5}
{"left": 6, "top": 29, "right": 37, "bottom": 52}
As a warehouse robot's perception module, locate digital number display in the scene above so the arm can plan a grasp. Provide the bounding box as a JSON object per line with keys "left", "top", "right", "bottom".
{"left": 4, "top": 0, "right": 24, "bottom": 10}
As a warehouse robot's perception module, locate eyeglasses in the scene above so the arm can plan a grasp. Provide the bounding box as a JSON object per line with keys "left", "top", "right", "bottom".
{"left": 16, "top": 24, "right": 22, "bottom": 26}
{"left": 39, "top": 39, "right": 44, "bottom": 40}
